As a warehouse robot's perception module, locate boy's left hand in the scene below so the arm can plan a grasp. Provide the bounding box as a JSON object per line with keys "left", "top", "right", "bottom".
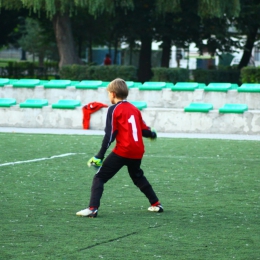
{"left": 149, "top": 128, "right": 157, "bottom": 141}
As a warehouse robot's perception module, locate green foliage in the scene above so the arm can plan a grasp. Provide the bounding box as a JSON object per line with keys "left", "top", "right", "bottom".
{"left": 18, "top": 18, "right": 50, "bottom": 60}
{"left": 151, "top": 67, "right": 189, "bottom": 83}
{"left": 59, "top": 65, "right": 137, "bottom": 81}
{"left": 0, "top": 0, "right": 23, "bottom": 9}
{"left": 241, "top": 67, "right": 260, "bottom": 83}
{"left": 7, "top": 61, "right": 34, "bottom": 77}
{"left": 0, "top": 8, "right": 28, "bottom": 47}
{"left": 155, "top": 0, "right": 181, "bottom": 13}
{"left": 193, "top": 68, "right": 241, "bottom": 84}
{"left": 16, "top": 0, "right": 134, "bottom": 17}
{"left": 0, "top": 0, "right": 241, "bottom": 18}
{"left": 58, "top": 64, "right": 89, "bottom": 80}
{"left": 4, "top": 60, "right": 58, "bottom": 79}
{"left": 198, "top": 0, "right": 240, "bottom": 18}
{"left": 0, "top": 0, "right": 256, "bottom": 75}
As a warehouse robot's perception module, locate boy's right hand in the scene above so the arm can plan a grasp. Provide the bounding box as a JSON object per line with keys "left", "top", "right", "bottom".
{"left": 87, "top": 157, "right": 103, "bottom": 168}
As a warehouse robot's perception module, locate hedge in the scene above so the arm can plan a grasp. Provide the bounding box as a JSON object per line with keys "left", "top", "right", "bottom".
{"left": 192, "top": 68, "right": 241, "bottom": 85}
{"left": 151, "top": 68, "right": 189, "bottom": 83}
{"left": 1, "top": 61, "right": 59, "bottom": 79}
{"left": 59, "top": 65, "right": 137, "bottom": 81}
{"left": 241, "top": 67, "right": 260, "bottom": 83}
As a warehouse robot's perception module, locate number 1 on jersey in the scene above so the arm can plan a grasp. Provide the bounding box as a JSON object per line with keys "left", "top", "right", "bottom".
{"left": 128, "top": 115, "right": 138, "bottom": 141}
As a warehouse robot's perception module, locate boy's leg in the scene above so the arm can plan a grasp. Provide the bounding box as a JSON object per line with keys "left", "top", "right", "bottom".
{"left": 127, "top": 159, "right": 159, "bottom": 205}
{"left": 88, "top": 152, "right": 125, "bottom": 208}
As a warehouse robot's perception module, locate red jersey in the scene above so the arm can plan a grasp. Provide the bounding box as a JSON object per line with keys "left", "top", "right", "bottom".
{"left": 96, "top": 101, "right": 153, "bottom": 159}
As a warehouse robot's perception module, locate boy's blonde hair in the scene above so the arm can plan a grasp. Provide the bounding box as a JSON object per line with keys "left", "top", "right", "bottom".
{"left": 107, "top": 78, "right": 129, "bottom": 99}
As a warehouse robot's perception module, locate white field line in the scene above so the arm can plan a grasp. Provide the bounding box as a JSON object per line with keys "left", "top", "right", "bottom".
{"left": 0, "top": 153, "right": 85, "bottom": 167}
{"left": 1, "top": 153, "right": 258, "bottom": 167}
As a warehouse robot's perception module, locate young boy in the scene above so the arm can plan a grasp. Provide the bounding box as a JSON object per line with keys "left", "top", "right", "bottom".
{"left": 76, "top": 78, "right": 163, "bottom": 218}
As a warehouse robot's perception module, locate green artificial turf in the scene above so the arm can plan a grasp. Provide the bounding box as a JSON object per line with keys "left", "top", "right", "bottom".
{"left": 0, "top": 133, "right": 259, "bottom": 259}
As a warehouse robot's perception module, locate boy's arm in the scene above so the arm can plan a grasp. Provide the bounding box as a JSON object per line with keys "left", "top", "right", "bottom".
{"left": 95, "top": 106, "right": 117, "bottom": 160}
{"left": 95, "top": 130, "right": 117, "bottom": 160}
{"left": 142, "top": 128, "right": 157, "bottom": 139}
{"left": 139, "top": 113, "right": 157, "bottom": 139}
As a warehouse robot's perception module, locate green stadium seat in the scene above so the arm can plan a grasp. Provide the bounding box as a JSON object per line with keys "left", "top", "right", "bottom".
{"left": 39, "top": 80, "right": 50, "bottom": 85}
{"left": 12, "top": 79, "right": 40, "bottom": 88}
{"left": 231, "top": 84, "right": 239, "bottom": 89}
{"left": 171, "top": 82, "right": 199, "bottom": 91}
{"left": 8, "top": 79, "right": 19, "bottom": 84}
{"left": 43, "top": 80, "right": 71, "bottom": 88}
{"left": 129, "top": 101, "right": 147, "bottom": 110}
{"left": 0, "top": 78, "right": 10, "bottom": 86}
{"left": 69, "top": 81, "right": 81, "bottom": 86}
{"left": 219, "top": 104, "right": 248, "bottom": 113}
{"left": 204, "top": 83, "right": 232, "bottom": 92}
{"left": 20, "top": 99, "right": 48, "bottom": 108}
{"left": 0, "top": 98, "right": 16, "bottom": 107}
{"left": 184, "top": 103, "right": 213, "bottom": 112}
{"left": 125, "top": 81, "right": 135, "bottom": 88}
{"left": 198, "top": 83, "right": 207, "bottom": 89}
{"left": 165, "top": 83, "right": 174, "bottom": 88}
{"left": 52, "top": 99, "right": 81, "bottom": 109}
{"left": 139, "top": 82, "right": 166, "bottom": 90}
{"left": 133, "top": 82, "right": 142, "bottom": 87}
{"left": 237, "top": 83, "right": 260, "bottom": 92}
{"left": 99, "top": 81, "right": 110, "bottom": 88}
{"left": 75, "top": 80, "right": 102, "bottom": 89}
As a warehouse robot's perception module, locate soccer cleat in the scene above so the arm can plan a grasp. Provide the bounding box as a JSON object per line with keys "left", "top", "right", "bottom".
{"left": 76, "top": 207, "right": 98, "bottom": 218}
{"left": 148, "top": 204, "right": 163, "bottom": 213}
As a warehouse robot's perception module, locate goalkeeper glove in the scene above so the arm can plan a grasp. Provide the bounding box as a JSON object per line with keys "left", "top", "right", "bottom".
{"left": 149, "top": 128, "right": 157, "bottom": 141}
{"left": 87, "top": 156, "right": 103, "bottom": 168}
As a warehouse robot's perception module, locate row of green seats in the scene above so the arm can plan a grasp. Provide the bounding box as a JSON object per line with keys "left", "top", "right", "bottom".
{"left": 184, "top": 103, "right": 248, "bottom": 113}
{"left": 0, "top": 98, "right": 81, "bottom": 109}
{"left": 1, "top": 78, "right": 260, "bottom": 92}
{"left": 0, "top": 98, "right": 147, "bottom": 110}
{"left": 0, "top": 79, "right": 207, "bottom": 90}
{"left": 0, "top": 98, "right": 249, "bottom": 113}
{"left": 237, "top": 83, "right": 260, "bottom": 92}
{"left": 197, "top": 83, "right": 260, "bottom": 92}
{"left": 0, "top": 78, "right": 142, "bottom": 89}
{"left": 140, "top": 82, "right": 260, "bottom": 92}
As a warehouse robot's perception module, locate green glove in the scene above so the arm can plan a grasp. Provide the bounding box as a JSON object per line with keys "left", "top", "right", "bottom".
{"left": 149, "top": 128, "right": 157, "bottom": 141}
{"left": 87, "top": 157, "right": 102, "bottom": 168}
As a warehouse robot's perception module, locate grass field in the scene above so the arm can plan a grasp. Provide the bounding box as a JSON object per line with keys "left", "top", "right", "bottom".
{"left": 0, "top": 133, "right": 259, "bottom": 260}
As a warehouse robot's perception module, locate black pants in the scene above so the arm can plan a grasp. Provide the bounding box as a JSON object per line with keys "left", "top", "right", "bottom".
{"left": 89, "top": 152, "right": 159, "bottom": 208}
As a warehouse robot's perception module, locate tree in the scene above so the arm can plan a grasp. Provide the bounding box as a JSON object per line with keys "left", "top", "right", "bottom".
{"left": 71, "top": 9, "right": 110, "bottom": 62}
{"left": 154, "top": 1, "right": 201, "bottom": 68}
{"left": 0, "top": 8, "right": 28, "bottom": 48}
{"left": 133, "top": 0, "right": 241, "bottom": 79}
{"left": 18, "top": 17, "right": 56, "bottom": 66}
{"left": 119, "top": 0, "right": 158, "bottom": 82}
{"left": 0, "top": 0, "right": 245, "bottom": 79}
{"left": 154, "top": 0, "right": 241, "bottom": 68}
{"left": 235, "top": 0, "right": 260, "bottom": 69}
{"left": 71, "top": 9, "right": 126, "bottom": 65}
{"left": 0, "top": 0, "right": 135, "bottom": 67}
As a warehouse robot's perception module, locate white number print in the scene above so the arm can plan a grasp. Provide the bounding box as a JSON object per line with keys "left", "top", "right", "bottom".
{"left": 128, "top": 115, "right": 138, "bottom": 141}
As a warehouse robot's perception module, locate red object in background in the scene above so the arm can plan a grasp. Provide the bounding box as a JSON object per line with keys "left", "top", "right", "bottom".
{"left": 82, "top": 102, "right": 108, "bottom": 129}
{"left": 104, "top": 54, "right": 112, "bottom": 65}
